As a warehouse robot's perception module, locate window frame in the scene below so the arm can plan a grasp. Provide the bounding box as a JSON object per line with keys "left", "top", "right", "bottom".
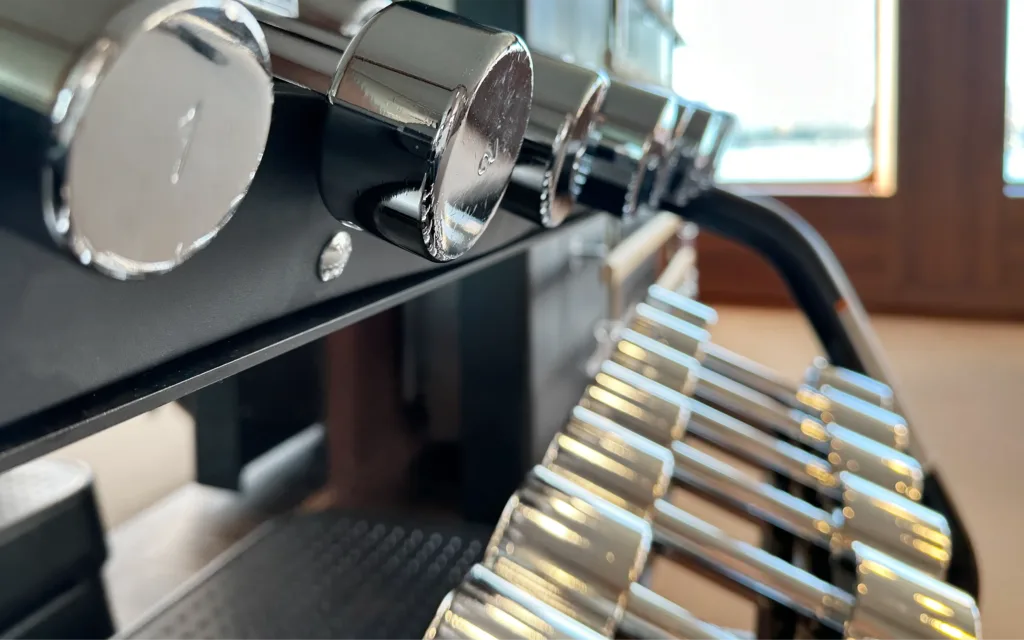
{"left": 698, "top": 0, "right": 1023, "bottom": 317}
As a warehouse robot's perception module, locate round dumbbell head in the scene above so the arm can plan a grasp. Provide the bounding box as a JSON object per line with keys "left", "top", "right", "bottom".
{"left": 579, "top": 80, "right": 678, "bottom": 218}
{"left": 484, "top": 465, "right": 653, "bottom": 635}
{"left": 845, "top": 542, "right": 981, "bottom": 640}
{"left": 665, "top": 105, "right": 714, "bottom": 206}
{"left": 425, "top": 564, "right": 607, "bottom": 640}
{"left": 610, "top": 327, "right": 703, "bottom": 393}
{"left": 41, "top": 0, "right": 274, "bottom": 279}
{"left": 647, "top": 96, "right": 700, "bottom": 207}
{"left": 627, "top": 302, "right": 710, "bottom": 359}
{"left": 825, "top": 423, "right": 924, "bottom": 501}
{"left": 322, "top": 1, "right": 533, "bottom": 261}
{"left": 581, "top": 359, "right": 690, "bottom": 447}
{"left": 805, "top": 357, "right": 896, "bottom": 410}
{"left": 503, "top": 55, "right": 609, "bottom": 228}
{"left": 645, "top": 284, "right": 720, "bottom": 329}
{"left": 799, "top": 384, "right": 911, "bottom": 452}
{"left": 549, "top": 406, "right": 676, "bottom": 516}
{"left": 832, "top": 472, "right": 951, "bottom": 579}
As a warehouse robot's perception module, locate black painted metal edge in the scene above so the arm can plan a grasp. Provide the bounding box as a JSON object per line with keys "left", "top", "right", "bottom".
{"left": 0, "top": 216, "right": 591, "bottom": 473}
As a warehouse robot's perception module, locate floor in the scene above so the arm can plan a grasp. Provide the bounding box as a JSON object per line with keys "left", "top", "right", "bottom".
{"left": 47, "top": 306, "right": 1024, "bottom": 637}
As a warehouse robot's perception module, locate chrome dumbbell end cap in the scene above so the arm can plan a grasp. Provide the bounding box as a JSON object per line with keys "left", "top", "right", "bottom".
{"left": 646, "top": 284, "right": 720, "bottom": 328}
{"left": 825, "top": 424, "right": 925, "bottom": 500}
{"left": 327, "top": 2, "right": 533, "bottom": 262}
{"left": 483, "top": 465, "right": 653, "bottom": 635}
{"left": 846, "top": 542, "right": 981, "bottom": 640}
{"left": 553, "top": 406, "right": 676, "bottom": 515}
{"left": 833, "top": 472, "right": 952, "bottom": 580}
{"left": 806, "top": 357, "right": 897, "bottom": 410}
{"left": 504, "top": 56, "right": 609, "bottom": 228}
{"left": 578, "top": 80, "right": 678, "bottom": 218}
{"left": 801, "top": 384, "right": 911, "bottom": 452}
{"left": 44, "top": 0, "right": 274, "bottom": 279}
{"left": 425, "top": 565, "right": 607, "bottom": 640}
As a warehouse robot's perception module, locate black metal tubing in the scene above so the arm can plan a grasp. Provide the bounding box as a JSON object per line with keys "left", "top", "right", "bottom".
{"left": 669, "top": 187, "right": 980, "bottom": 599}
{"left": 0, "top": 217, "right": 589, "bottom": 475}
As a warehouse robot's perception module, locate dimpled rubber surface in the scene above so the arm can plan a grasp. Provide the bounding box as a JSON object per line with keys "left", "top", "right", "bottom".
{"left": 126, "top": 511, "right": 490, "bottom": 639}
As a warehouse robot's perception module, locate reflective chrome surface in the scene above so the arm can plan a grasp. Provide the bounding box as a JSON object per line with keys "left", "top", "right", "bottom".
{"left": 259, "top": 0, "right": 533, "bottom": 261}
{"left": 627, "top": 302, "right": 710, "bottom": 358}
{"left": 581, "top": 360, "right": 690, "bottom": 446}
{"left": 425, "top": 564, "right": 607, "bottom": 640}
{"left": 799, "top": 385, "right": 911, "bottom": 452}
{"left": 702, "top": 342, "right": 804, "bottom": 407}
{"left": 547, "top": 406, "right": 674, "bottom": 516}
{"left": 652, "top": 500, "right": 855, "bottom": 631}
{"left": 827, "top": 424, "right": 925, "bottom": 501}
{"left": 664, "top": 104, "right": 713, "bottom": 205}
{"left": 610, "top": 327, "right": 702, "bottom": 393}
{"left": 574, "top": 370, "right": 945, "bottom": 576}
{"left": 577, "top": 80, "right": 678, "bottom": 218}
{"left": 0, "top": 0, "right": 274, "bottom": 279}
{"left": 687, "top": 400, "right": 842, "bottom": 498}
{"left": 483, "top": 465, "right": 653, "bottom": 635}
{"left": 834, "top": 472, "right": 951, "bottom": 579}
{"left": 846, "top": 543, "right": 981, "bottom": 639}
{"left": 646, "top": 284, "right": 719, "bottom": 329}
{"left": 622, "top": 583, "right": 738, "bottom": 640}
{"left": 806, "top": 356, "right": 897, "bottom": 410}
{"left": 671, "top": 110, "right": 736, "bottom": 205}
{"left": 503, "top": 55, "right": 608, "bottom": 228}
{"left": 669, "top": 439, "right": 836, "bottom": 549}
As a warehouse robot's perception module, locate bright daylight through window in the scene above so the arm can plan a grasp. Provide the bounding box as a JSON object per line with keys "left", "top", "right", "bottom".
{"left": 672, "top": 0, "right": 877, "bottom": 183}
{"left": 1007, "top": 0, "right": 1024, "bottom": 182}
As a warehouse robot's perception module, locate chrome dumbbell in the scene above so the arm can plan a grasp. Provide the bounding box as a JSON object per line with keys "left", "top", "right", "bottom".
{"left": 424, "top": 564, "right": 606, "bottom": 640}
{"left": 483, "top": 465, "right": 737, "bottom": 639}
{"left": 576, "top": 80, "right": 679, "bottom": 219}
{"left": 490, "top": 463, "right": 979, "bottom": 639}
{"left": 650, "top": 100, "right": 714, "bottom": 211}
{"left": 565, "top": 399, "right": 950, "bottom": 579}
{"left": 501, "top": 55, "right": 608, "bottom": 229}
{"left": 675, "top": 110, "right": 737, "bottom": 204}
{"left": 625, "top": 301, "right": 913, "bottom": 456}
{"left": 0, "top": 0, "right": 274, "bottom": 279}
{"left": 648, "top": 284, "right": 897, "bottom": 410}
{"left": 606, "top": 323, "right": 924, "bottom": 501}
{"left": 248, "top": 0, "right": 533, "bottom": 261}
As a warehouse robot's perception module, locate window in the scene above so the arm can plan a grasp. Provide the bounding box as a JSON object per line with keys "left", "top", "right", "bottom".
{"left": 1006, "top": 0, "right": 1024, "bottom": 182}
{"left": 672, "top": 0, "right": 878, "bottom": 183}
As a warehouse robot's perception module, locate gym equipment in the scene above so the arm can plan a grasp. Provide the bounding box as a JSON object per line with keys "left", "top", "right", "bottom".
{"left": 250, "top": 0, "right": 534, "bottom": 261}
{"left": 500, "top": 460, "right": 980, "bottom": 638}
{"left": 647, "top": 285, "right": 897, "bottom": 410}
{"left": 0, "top": 0, "right": 274, "bottom": 278}
{"left": 562, "top": 402, "right": 951, "bottom": 579}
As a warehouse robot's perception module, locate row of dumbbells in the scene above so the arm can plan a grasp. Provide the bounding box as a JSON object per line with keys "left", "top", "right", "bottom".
{"left": 425, "top": 285, "right": 982, "bottom": 639}
{"left": 4, "top": 0, "right": 730, "bottom": 279}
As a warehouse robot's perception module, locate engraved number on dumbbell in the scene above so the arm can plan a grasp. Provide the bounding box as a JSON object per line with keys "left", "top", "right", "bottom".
{"left": 478, "top": 138, "right": 497, "bottom": 175}
{"left": 171, "top": 102, "right": 202, "bottom": 185}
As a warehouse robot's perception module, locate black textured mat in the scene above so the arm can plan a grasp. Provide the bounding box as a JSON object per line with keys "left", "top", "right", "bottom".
{"left": 125, "top": 511, "right": 490, "bottom": 639}
{"left": 0, "top": 459, "right": 106, "bottom": 629}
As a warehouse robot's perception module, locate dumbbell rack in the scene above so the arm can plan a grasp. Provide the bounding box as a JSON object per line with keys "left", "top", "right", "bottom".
{"left": 0, "top": 3, "right": 979, "bottom": 640}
